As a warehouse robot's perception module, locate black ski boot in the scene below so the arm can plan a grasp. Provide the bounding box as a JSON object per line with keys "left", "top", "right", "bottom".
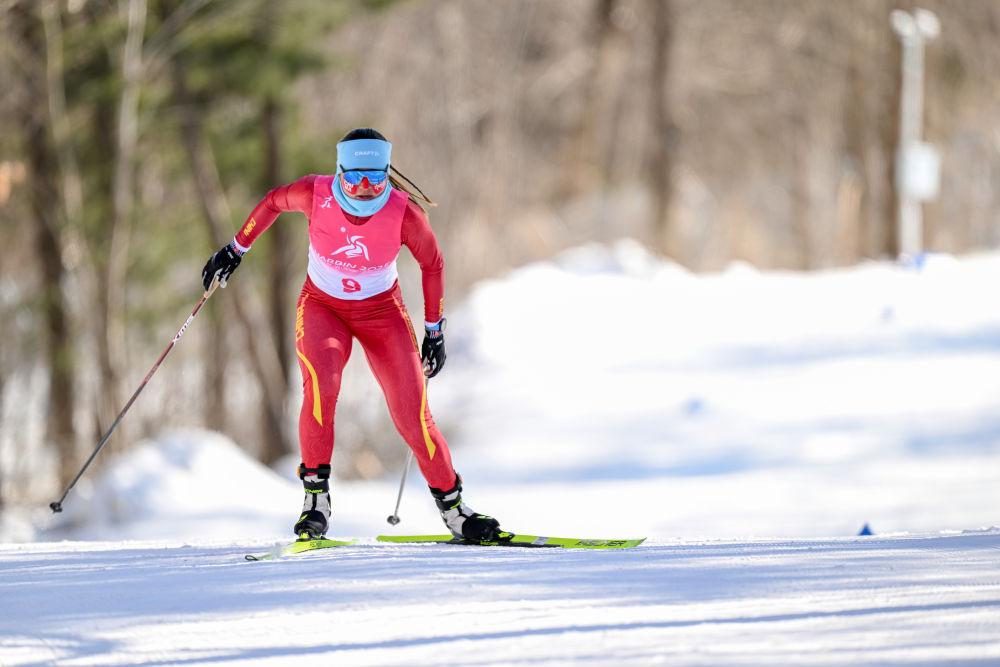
{"left": 430, "top": 474, "right": 502, "bottom": 541}
{"left": 293, "top": 463, "right": 331, "bottom": 539}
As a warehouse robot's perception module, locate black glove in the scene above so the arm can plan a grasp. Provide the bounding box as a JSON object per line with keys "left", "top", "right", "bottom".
{"left": 201, "top": 242, "right": 243, "bottom": 290}
{"left": 421, "top": 318, "right": 447, "bottom": 378}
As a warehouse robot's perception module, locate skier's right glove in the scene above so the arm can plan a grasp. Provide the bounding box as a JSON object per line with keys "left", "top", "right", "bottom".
{"left": 201, "top": 242, "right": 243, "bottom": 290}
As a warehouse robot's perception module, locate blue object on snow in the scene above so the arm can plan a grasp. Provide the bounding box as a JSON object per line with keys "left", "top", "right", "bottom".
{"left": 858, "top": 523, "right": 873, "bottom": 536}
{"left": 683, "top": 397, "right": 705, "bottom": 416}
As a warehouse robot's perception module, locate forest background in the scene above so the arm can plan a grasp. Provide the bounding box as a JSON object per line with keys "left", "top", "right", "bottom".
{"left": 1, "top": 0, "right": 998, "bottom": 510}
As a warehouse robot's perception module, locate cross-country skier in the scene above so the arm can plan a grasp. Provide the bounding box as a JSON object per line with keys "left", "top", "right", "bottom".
{"left": 201, "top": 128, "right": 502, "bottom": 542}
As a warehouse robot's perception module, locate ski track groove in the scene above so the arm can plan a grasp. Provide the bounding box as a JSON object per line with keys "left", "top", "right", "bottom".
{"left": 1, "top": 532, "right": 999, "bottom": 665}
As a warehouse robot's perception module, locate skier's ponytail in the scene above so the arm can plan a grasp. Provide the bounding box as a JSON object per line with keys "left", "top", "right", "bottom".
{"left": 339, "top": 128, "right": 436, "bottom": 212}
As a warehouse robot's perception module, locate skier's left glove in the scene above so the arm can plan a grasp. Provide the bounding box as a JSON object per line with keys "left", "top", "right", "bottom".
{"left": 201, "top": 242, "right": 243, "bottom": 290}
{"left": 421, "top": 318, "right": 447, "bottom": 378}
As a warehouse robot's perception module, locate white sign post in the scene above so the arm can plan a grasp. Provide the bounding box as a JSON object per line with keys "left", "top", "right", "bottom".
{"left": 891, "top": 9, "right": 940, "bottom": 260}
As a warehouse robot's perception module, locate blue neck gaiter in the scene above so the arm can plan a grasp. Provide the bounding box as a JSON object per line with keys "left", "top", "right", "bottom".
{"left": 333, "top": 138, "right": 393, "bottom": 217}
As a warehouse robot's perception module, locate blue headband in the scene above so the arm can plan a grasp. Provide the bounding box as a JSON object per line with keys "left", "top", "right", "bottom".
{"left": 336, "top": 138, "right": 392, "bottom": 172}
{"left": 333, "top": 138, "right": 393, "bottom": 216}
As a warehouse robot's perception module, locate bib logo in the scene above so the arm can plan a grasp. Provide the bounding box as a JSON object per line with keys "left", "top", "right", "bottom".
{"left": 332, "top": 227, "right": 369, "bottom": 260}
{"left": 320, "top": 196, "right": 334, "bottom": 209}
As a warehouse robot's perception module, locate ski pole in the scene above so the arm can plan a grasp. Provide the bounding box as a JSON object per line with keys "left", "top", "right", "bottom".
{"left": 386, "top": 449, "right": 413, "bottom": 526}
{"left": 386, "top": 376, "right": 429, "bottom": 525}
{"left": 50, "top": 279, "right": 221, "bottom": 513}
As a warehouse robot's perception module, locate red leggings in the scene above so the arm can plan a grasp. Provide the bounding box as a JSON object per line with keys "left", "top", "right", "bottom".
{"left": 294, "top": 277, "right": 456, "bottom": 490}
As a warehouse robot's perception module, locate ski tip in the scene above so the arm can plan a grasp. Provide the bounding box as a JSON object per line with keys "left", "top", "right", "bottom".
{"left": 245, "top": 537, "right": 358, "bottom": 562}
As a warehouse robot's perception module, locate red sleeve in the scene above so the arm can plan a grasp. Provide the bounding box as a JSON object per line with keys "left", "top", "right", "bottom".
{"left": 400, "top": 199, "right": 445, "bottom": 324}
{"left": 233, "top": 174, "right": 317, "bottom": 250}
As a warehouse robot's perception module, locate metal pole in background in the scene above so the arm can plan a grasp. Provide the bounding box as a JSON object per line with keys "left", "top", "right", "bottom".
{"left": 891, "top": 8, "right": 940, "bottom": 261}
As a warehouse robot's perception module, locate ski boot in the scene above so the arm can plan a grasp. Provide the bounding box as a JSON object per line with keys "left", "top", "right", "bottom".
{"left": 430, "top": 474, "right": 502, "bottom": 541}
{"left": 293, "top": 463, "right": 332, "bottom": 539}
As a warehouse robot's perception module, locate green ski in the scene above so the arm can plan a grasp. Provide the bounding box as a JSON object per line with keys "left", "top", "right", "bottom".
{"left": 376, "top": 532, "right": 645, "bottom": 549}
{"left": 245, "top": 532, "right": 645, "bottom": 560}
{"left": 245, "top": 537, "right": 358, "bottom": 561}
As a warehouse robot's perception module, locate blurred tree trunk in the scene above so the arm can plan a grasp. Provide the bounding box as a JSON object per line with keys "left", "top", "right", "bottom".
{"left": 40, "top": 0, "right": 84, "bottom": 235}
{"left": 840, "top": 23, "right": 870, "bottom": 264}
{"left": 263, "top": 96, "right": 290, "bottom": 376}
{"left": 11, "top": 1, "right": 77, "bottom": 488}
{"left": 788, "top": 113, "right": 813, "bottom": 269}
{"left": 647, "top": 0, "right": 678, "bottom": 257}
{"left": 166, "top": 53, "right": 228, "bottom": 433}
{"left": 557, "top": 0, "right": 625, "bottom": 199}
{"left": 165, "top": 43, "right": 292, "bottom": 465}
{"left": 258, "top": 0, "right": 293, "bottom": 463}
{"left": 94, "top": 0, "right": 147, "bottom": 444}
{"left": 879, "top": 19, "right": 903, "bottom": 260}
{"left": 0, "top": 370, "right": 3, "bottom": 507}
{"left": 261, "top": 95, "right": 295, "bottom": 466}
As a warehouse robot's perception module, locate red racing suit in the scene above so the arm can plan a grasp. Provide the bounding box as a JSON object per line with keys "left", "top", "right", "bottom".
{"left": 234, "top": 174, "right": 455, "bottom": 489}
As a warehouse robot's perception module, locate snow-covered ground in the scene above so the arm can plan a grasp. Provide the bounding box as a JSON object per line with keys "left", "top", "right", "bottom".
{"left": 2, "top": 240, "right": 999, "bottom": 665}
